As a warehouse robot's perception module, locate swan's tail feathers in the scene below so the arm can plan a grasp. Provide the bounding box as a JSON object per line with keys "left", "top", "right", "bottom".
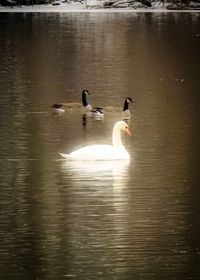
{"left": 59, "top": 153, "right": 70, "bottom": 159}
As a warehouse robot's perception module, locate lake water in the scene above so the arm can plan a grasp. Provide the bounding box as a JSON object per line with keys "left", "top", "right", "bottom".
{"left": 0, "top": 11, "right": 200, "bottom": 280}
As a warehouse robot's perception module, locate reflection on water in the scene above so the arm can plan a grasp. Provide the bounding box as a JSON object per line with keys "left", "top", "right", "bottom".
{"left": 61, "top": 158, "right": 130, "bottom": 185}
{"left": 59, "top": 158, "right": 192, "bottom": 280}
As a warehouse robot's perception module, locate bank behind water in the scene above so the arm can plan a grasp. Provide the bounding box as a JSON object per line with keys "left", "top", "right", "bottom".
{"left": 1, "top": 1, "right": 200, "bottom": 13}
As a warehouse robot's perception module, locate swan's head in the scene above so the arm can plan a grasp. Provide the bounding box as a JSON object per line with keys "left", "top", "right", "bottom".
{"left": 115, "top": 121, "right": 131, "bottom": 135}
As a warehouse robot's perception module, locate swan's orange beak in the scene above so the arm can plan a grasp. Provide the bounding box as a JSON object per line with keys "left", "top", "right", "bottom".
{"left": 125, "top": 127, "right": 131, "bottom": 136}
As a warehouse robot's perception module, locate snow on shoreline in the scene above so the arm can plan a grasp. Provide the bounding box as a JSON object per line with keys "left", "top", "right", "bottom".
{"left": 0, "top": 3, "right": 200, "bottom": 13}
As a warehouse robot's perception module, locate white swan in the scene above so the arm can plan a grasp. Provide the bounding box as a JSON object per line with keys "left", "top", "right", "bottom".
{"left": 60, "top": 121, "right": 131, "bottom": 160}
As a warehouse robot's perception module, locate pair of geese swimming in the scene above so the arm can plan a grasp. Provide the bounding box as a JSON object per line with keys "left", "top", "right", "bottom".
{"left": 51, "top": 89, "right": 135, "bottom": 119}
{"left": 52, "top": 90, "right": 135, "bottom": 161}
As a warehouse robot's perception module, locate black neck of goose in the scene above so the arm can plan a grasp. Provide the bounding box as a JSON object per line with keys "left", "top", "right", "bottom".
{"left": 82, "top": 92, "right": 88, "bottom": 107}
{"left": 123, "top": 99, "right": 129, "bottom": 111}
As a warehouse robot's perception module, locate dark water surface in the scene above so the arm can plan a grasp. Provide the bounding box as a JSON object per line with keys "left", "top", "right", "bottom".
{"left": 0, "top": 12, "right": 200, "bottom": 280}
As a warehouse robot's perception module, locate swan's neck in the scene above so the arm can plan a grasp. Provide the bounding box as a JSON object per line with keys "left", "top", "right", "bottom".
{"left": 82, "top": 93, "right": 88, "bottom": 107}
{"left": 112, "top": 125, "right": 124, "bottom": 149}
{"left": 123, "top": 99, "right": 129, "bottom": 111}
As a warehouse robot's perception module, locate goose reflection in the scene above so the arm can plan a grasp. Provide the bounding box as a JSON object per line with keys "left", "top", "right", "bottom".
{"left": 82, "top": 113, "right": 104, "bottom": 130}
{"left": 82, "top": 114, "right": 87, "bottom": 131}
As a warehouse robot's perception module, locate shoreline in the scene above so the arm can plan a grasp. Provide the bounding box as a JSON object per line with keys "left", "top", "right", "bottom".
{"left": 1, "top": 4, "right": 200, "bottom": 13}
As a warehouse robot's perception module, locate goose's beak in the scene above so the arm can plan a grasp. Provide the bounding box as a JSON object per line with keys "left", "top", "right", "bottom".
{"left": 125, "top": 127, "right": 131, "bottom": 136}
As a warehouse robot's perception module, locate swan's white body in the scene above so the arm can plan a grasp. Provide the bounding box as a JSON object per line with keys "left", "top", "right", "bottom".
{"left": 60, "top": 121, "right": 131, "bottom": 161}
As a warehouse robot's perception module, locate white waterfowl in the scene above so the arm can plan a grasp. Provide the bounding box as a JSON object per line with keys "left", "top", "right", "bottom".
{"left": 59, "top": 121, "right": 131, "bottom": 161}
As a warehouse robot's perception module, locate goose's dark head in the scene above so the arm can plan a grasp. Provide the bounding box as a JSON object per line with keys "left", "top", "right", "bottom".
{"left": 82, "top": 90, "right": 90, "bottom": 96}
{"left": 126, "top": 97, "right": 135, "bottom": 103}
{"left": 123, "top": 97, "right": 135, "bottom": 111}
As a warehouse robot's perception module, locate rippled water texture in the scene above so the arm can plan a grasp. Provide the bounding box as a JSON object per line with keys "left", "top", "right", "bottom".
{"left": 0, "top": 12, "right": 200, "bottom": 280}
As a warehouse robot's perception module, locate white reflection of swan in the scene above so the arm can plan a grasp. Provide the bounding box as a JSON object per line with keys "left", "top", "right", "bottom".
{"left": 59, "top": 157, "right": 131, "bottom": 275}
{"left": 61, "top": 159, "right": 130, "bottom": 181}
